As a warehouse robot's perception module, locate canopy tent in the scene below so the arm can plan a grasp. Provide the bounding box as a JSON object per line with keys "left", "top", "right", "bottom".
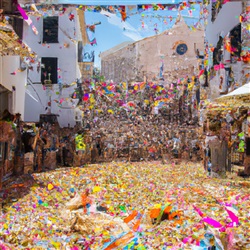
{"left": 218, "top": 82, "right": 250, "bottom": 98}
{"left": 216, "top": 82, "right": 250, "bottom": 107}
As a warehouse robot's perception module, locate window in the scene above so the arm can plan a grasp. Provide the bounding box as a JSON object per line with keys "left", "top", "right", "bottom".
{"left": 43, "top": 16, "right": 59, "bottom": 43}
{"left": 230, "top": 24, "right": 241, "bottom": 60}
{"left": 176, "top": 43, "right": 188, "bottom": 55}
{"left": 41, "top": 57, "right": 58, "bottom": 84}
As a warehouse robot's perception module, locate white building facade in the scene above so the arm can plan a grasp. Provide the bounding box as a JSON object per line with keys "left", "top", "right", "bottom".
{"left": 204, "top": 0, "right": 250, "bottom": 100}
{"left": 23, "top": 6, "right": 83, "bottom": 127}
{"left": 0, "top": 55, "right": 27, "bottom": 118}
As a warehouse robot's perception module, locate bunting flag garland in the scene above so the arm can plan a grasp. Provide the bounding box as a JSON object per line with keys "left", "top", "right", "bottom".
{"left": 20, "top": 3, "right": 203, "bottom": 31}
{"left": 86, "top": 22, "right": 100, "bottom": 47}
{"left": 118, "top": 6, "right": 128, "bottom": 22}
{"left": 83, "top": 93, "right": 89, "bottom": 102}
{"left": 86, "top": 23, "right": 102, "bottom": 33}
{"left": 87, "top": 25, "right": 95, "bottom": 33}
{"left": 90, "top": 38, "right": 97, "bottom": 46}
{"left": 214, "top": 63, "right": 224, "bottom": 71}
{"left": 11, "top": 3, "right": 204, "bottom": 114}
{"left": 65, "top": 73, "right": 201, "bottom": 116}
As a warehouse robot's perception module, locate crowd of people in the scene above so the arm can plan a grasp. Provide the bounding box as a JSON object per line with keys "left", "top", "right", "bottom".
{"left": 2, "top": 76, "right": 249, "bottom": 178}
{"left": 16, "top": 98, "right": 249, "bottom": 180}
{"left": 81, "top": 103, "right": 202, "bottom": 164}
{"left": 17, "top": 77, "right": 204, "bottom": 171}
{"left": 72, "top": 78, "right": 201, "bottom": 163}
{"left": 1, "top": 94, "right": 249, "bottom": 183}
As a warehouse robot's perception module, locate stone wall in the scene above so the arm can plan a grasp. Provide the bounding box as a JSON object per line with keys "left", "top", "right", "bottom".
{"left": 101, "top": 18, "right": 204, "bottom": 83}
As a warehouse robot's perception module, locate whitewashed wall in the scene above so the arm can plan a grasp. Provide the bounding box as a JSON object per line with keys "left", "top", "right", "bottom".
{"left": 0, "top": 55, "right": 27, "bottom": 118}
{"left": 23, "top": 7, "right": 82, "bottom": 127}
{"left": 205, "top": 2, "right": 242, "bottom": 46}
{"left": 205, "top": 1, "right": 243, "bottom": 101}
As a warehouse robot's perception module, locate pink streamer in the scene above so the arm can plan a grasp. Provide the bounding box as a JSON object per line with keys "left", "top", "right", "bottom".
{"left": 17, "top": 5, "right": 32, "bottom": 26}
{"left": 182, "top": 236, "right": 192, "bottom": 244}
{"left": 193, "top": 205, "right": 204, "bottom": 217}
{"left": 214, "top": 63, "right": 224, "bottom": 71}
{"left": 203, "top": 217, "right": 223, "bottom": 228}
{"left": 0, "top": 242, "right": 12, "bottom": 250}
{"left": 235, "top": 194, "right": 241, "bottom": 201}
{"left": 17, "top": 4, "right": 29, "bottom": 20}
{"left": 226, "top": 230, "right": 235, "bottom": 250}
{"left": 242, "top": 194, "right": 250, "bottom": 201}
{"left": 198, "top": 69, "right": 204, "bottom": 77}
{"left": 225, "top": 208, "right": 239, "bottom": 225}
{"left": 226, "top": 222, "right": 234, "bottom": 228}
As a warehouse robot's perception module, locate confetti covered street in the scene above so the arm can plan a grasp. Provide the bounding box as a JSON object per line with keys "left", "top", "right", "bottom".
{"left": 1, "top": 0, "right": 250, "bottom": 249}
{"left": 1, "top": 161, "right": 250, "bottom": 249}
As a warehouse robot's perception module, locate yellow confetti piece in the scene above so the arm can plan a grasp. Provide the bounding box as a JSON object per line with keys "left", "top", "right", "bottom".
{"left": 47, "top": 183, "right": 54, "bottom": 191}
{"left": 154, "top": 204, "right": 162, "bottom": 209}
{"left": 93, "top": 186, "right": 101, "bottom": 193}
{"left": 51, "top": 241, "right": 61, "bottom": 248}
{"left": 48, "top": 217, "right": 57, "bottom": 223}
{"left": 107, "top": 109, "right": 114, "bottom": 114}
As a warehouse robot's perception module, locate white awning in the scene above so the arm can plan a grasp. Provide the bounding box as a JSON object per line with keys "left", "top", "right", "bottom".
{"left": 218, "top": 82, "right": 250, "bottom": 99}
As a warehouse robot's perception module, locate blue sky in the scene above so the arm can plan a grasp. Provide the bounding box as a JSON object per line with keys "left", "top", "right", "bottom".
{"left": 83, "top": 4, "right": 201, "bottom": 68}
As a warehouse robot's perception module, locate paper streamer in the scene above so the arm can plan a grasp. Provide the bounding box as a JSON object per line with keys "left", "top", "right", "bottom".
{"left": 193, "top": 205, "right": 204, "bottom": 217}
{"left": 17, "top": 4, "right": 38, "bottom": 35}
{"left": 214, "top": 63, "right": 225, "bottom": 71}
{"left": 203, "top": 217, "right": 223, "bottom": 228}
{"left": 17, "top": 4, "right": 32, "bottom": 26}
{"left": 225, "top": 207, "right": 239, "bottom": 225}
